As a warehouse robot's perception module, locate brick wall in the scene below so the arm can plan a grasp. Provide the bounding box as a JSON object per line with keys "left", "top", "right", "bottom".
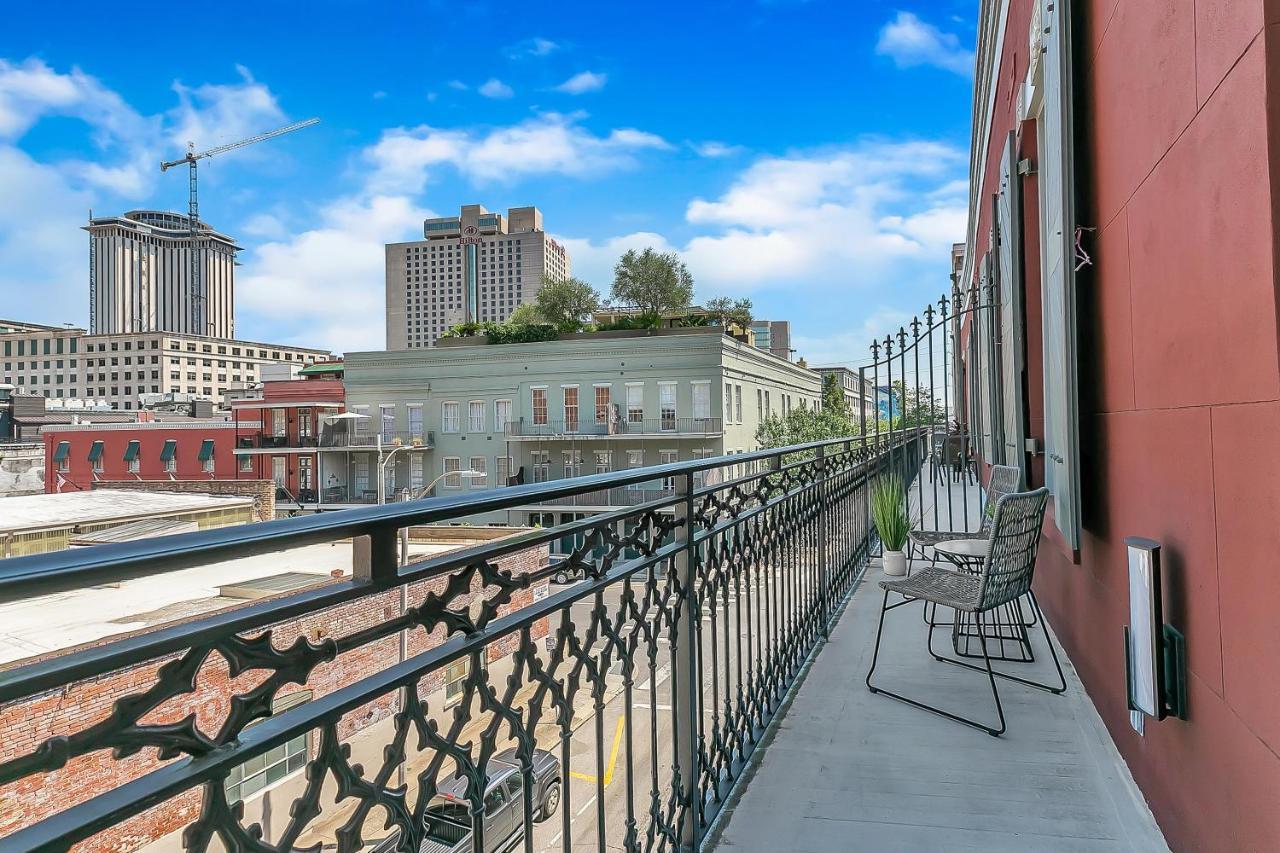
{"left": 94, "top": 479, "right": 276, "bottom": 522}
{"left": 0, "top": 537, "right": 549, "bottom": 851}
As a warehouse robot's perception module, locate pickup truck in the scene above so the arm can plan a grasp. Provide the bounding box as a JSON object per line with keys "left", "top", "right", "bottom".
{"left": 370, "top": 747, "right": 561, "bottom": 853}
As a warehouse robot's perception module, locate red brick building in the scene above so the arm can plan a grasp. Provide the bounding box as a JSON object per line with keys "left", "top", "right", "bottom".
{"left": 0, "top": 532, "right": 549, "bottom": 852}
{"left": 231, "top": 378, "right": 345, "bottom": 505}
{"left": 44, "top": 421, "right": 240, "bottom": 493}
{"left": 962, "top": 2, "right": 1279, "bottom": 850}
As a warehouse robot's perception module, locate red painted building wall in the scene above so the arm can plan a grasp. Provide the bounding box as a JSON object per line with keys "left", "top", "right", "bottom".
{"left": 231, "top": 379, "right": 345, "bottom": 502}
{"left": 967, "top": 2, "right": 1280, "bottom": 850}
{"left": 43, "top": 425, "right": 240, "bottom": 493}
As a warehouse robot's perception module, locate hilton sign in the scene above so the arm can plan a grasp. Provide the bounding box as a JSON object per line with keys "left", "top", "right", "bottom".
{"left": 459, "top": 225, "right": 484, "bottom": 246}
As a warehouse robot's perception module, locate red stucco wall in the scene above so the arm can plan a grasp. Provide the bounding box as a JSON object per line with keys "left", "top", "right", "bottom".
{"left": 972, "top": 1, "right": 1280, "bottom": 850}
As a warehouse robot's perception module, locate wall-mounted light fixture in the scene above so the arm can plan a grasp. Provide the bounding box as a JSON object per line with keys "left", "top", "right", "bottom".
{"left": 1123, "top": 537, "right": 1187, "bottom": 728}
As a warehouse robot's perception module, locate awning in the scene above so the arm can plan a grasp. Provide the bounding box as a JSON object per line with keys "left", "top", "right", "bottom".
{"left": 123, "top": 440, "right": 140, "bottom": 462}
{"left": 87, "top": 441, "right": 103, "bottom": 462}
{"left": 53, "top": 441, "right": 70, "bottom": 462}
{"left": 160, "top": 440, "right": 177, "bottom": 462}
{"left": 198, "top": 439, "right": 215, "bottom": 462}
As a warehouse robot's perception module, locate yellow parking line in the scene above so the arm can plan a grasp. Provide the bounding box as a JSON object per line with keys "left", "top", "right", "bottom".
{"left": 567, "top": 717, "right": 625, "bottom": 785}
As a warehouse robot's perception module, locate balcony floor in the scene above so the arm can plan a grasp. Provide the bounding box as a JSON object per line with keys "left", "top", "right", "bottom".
{"left": 708, "top": 530, "right": 1168, "bottom": 851}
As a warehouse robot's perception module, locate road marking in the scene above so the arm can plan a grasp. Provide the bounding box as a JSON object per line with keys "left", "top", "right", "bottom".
{"left": 575, "top": 795, "right": 598, "bottom": 817}
{"left": 567, "top": 717, "right": 625, "bottom": 785}
{"left": 633, "top": 702, "right": 673, "bottom": 711}
{"left": 637, "top": 664, "right": 670, "bottom": 692}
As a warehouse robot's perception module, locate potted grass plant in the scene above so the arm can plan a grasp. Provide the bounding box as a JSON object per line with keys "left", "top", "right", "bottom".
{"left": 871, "top": 475, "right": 911, "bottom": 576}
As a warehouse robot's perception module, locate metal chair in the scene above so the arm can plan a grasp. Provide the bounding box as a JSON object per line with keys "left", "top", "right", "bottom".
{"left": 927, "top": 431, "right": 948, "bottom": 482}
{"left": 865, "top": 488, "right": 1065, "bottom": 736}
{"left": 908, "top": 464, "right": 1021, "bottom": 562}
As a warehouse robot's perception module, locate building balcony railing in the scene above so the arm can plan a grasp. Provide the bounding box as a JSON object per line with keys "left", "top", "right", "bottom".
{"left": 235, "top": 431, "right": 321, "bottom": 450}
{"left": 0, "top": 429, "right": 926, "bottom": 853}
{"left": 317, "top": 429, "right": 435, "bottom": 449}
{"left": 532, "top": 484, "right": 676, "bottom": 508}
{"left": 506, "top": 416, "right": 723, "bottom": 438}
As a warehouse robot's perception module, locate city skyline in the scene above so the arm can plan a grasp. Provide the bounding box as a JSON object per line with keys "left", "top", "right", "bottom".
{"left": 0, "top": 1, "right": 974, "bottom": 363}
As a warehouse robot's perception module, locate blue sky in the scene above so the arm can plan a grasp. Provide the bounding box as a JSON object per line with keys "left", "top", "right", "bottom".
{"left": 0, "top": 0, "right": 974, "bottom": 364}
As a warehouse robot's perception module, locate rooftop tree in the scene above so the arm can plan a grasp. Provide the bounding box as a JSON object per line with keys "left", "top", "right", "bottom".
{"left": 534, "top": 276, "right": 601, "bottom": 333}
{"left": 611, "top": 248, "right": 694, "bottom": 316}
{"left": 704, "top": 296, "right": 753, "bottom": 329}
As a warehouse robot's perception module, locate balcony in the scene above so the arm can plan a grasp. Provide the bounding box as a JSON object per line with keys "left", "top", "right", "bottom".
{"left": 318, "top": 429, "right": 435, "bottom": 449}
{"left": 235, "top": 431, "right": 321, "bottom": 450}
{"left": 0, "top": 431, "right": 1166, "bottom": 852}
{"left": 506, "top": 416, "right": 723, "bottom": 439}
{"left": 531, "top": 484, "right": 675, "bottom": 508}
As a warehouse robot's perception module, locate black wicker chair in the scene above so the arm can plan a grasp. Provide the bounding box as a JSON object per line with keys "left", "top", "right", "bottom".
{"left": 865, "top": 487, "right": 1065, "bottom": 736}
{"left": 908, "top": 463, "right": 1021, "bottom": 568}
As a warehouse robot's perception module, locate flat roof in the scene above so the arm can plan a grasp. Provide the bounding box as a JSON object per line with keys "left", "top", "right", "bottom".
{"left": 0, "top": 532, "right": 528, "bottom": 666}
{"left": 0, "top": 489, "right": 254, "bottom": 534}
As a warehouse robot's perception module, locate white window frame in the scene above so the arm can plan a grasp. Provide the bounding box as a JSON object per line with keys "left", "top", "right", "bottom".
{"left": 202, "top": 454, "right": 215, "bottom": 475}
{"left": 410, "top": 455, "right": 425, "bottom": 492}
{"left": 594, "top": 450, "right": 612, "bottom": 475}
{"left": 625, "top": 382, "right": 644, "bottom": 424}
{"left": 441, "top": 401, "right": 460, "bottom": 434}
{"left": 494, "top": 399, "right": 512, "bottom": 433}
{"left": 562, "top": 449, "right": 582, "bottom": 479}
{"left": 626, "top": 449, "right": 644, "bottom": 490}
{"left": 562, "top": 385, "right": 580, "bottom": 433}
{"left": 495, "top": 455, "right": 512, "bottom": 486}
{"left": 469, "top": 455, "right": 487, "bottom": 487}
{"left": 271, "top": 408, "right": 287, "bottom": 437}
{"left": 407, "top": 404, "right": 424, "bottom": 439}
{"left": 531, "top": 450, "right": 550, "bottom": 483}
{"left": 594, "top": 384, "right": 612, "bottom": 425}
{"left": 692, "top": 380, "right": 711, "bottom": 421}
{"left": 442, "top": 456, "right": 462, "bottom": 488}
{"left": 531, "top": 386, "right": 548, "bottom": 426}
{"left": 658, "top": 382, "right": 677, "bottom": 431}
{"left": 734, "top": 385, "right": 743, "bottom": 423}
{"left": 297, "top": 456, "right": 311, "bottom": 488}
{"left": 659, "top": 449, "right": 678, "bottom": 490}
{"left": 468, "top": 400, "right": 486, "bottom": 433}
{"left": 239, "top": 455, "right": 253, "bottom": 473}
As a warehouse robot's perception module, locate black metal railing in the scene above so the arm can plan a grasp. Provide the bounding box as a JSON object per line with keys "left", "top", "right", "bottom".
{"left": 0, "top": 432, "right": 924, "bottom": 852}
{"left": 506, "top": 417, "right": 723, "bottom": 438}
{"left": 236, "top": 432, "right": 321, "bottom": 449}
{"left": 318, "top": 429, "right": 436, "bottom": 449}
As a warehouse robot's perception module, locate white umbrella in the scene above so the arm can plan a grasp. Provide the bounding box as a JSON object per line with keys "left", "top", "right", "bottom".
{"left": 325, "top": 411, "right": 369, "bottom": 423}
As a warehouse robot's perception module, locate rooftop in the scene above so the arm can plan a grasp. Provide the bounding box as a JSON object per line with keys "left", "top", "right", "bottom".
{"left": 0, "top": 534, "right": 499, "bottom": 667}
{"left": 0, "top": 489, "right": 254, "bottom": 534}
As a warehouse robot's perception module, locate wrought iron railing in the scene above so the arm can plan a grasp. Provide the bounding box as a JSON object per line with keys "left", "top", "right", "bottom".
{"left": 318, "top": 429, "right": 436, "bottom": 449}
{"left": 506, "top": 417, "right": 723, "bottom": 438}
{"left": 0, "top": 432, "right": 924, "bottom": 852}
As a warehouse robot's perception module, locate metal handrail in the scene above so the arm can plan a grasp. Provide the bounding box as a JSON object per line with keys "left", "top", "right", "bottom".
{"left": 0, "top": 429, "right": 928, "bottom": 852}
{"left": 506, "top": 416, "right": 723, "bottom": 437}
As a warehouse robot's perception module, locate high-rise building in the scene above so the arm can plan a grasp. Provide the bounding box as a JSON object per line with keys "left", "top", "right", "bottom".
{"left": 85, "top": 210, "right": 238, "bottom": 339}
{"left": 385, "top": 204, "right": 571, "bottom": 350}
{"left": 749, "top": 320, "right": 792, "bottom": 361}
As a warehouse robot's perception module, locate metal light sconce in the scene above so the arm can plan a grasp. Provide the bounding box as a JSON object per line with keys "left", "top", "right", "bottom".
{"left": 1123, "top": 537, "right": 1187, "bottom": 729}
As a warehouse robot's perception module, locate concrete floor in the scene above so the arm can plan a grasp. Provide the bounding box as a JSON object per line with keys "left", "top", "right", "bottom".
{"left": 707, "top": 565, "right": 1169, "bottom": 852}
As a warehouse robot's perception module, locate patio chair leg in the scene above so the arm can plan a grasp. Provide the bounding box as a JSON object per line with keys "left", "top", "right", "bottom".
{"left": 867, "top": 597, "right": 1007, "bottom": 736}
{"left": 974, "top": 611, "right": 1007, "bottom": 736}
{"left": 1029, "top": 591, "right": 1067, "bottom": 694}
{"left": 932, "top": 600, "right": 1067, "bottom": 695}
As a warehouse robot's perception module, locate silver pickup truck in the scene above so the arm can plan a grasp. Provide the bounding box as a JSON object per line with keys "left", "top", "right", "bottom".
{"left": 370, "top": 748, "right": 561, "bottom": 853}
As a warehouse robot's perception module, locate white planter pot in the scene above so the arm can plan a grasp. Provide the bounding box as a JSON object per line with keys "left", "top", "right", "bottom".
{"left": 883, "top": 549, "right": 908, "bottom": 577}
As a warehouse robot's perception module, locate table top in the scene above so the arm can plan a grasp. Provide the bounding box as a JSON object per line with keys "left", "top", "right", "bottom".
{"left": 935, "top": 538, "right": 989, "bottom": 558}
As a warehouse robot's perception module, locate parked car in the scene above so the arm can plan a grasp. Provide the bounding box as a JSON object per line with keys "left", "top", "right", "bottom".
{"left": 367, "top": 748, "right": 561, "bottom": 853}
{"left": 549, "top": 554, "right": 582, "bottom": 585}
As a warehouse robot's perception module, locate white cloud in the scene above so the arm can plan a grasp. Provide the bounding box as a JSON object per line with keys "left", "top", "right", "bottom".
{"left": 876, "top": 12, "right": 973, "bottom": 76}
{"left": 692, "top": 141, "right": 744, "bottom": 158}
{"left": 0, "top": 59, "right": 313, "bottom": 330}
{"left": 237, "top": 194, "right": 430, "bottom": 352}
{"left": 556, "top": 139, "right": 965, "bottom": 318}
{"left": 554, "top": 71, "right": 607, "bottom": 94}
{"left": 554, "top": 231, "right": 677, "bottom": 290}
{"left": 478, "top": 78, "right": 514, "bottom": 99}
{"left": 167, "top": 65, "right": 289, "bottom": 153}
{"left": 794, "top": 308, "right": 915, "bottom": 367}
{"left": 447, "top": 80, "right": 468, "bottom": 91}
{"left": 362, "top": 113, "right": 671, "bottom": 194}
{"left": 504, "top": 37, "right": 561, "bottom": 59}
{"left": 372, "top": 90, "right": 388, "bottom": 100}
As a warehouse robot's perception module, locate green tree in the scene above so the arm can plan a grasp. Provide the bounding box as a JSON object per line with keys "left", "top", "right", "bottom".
{"left": 506, "top": 302, "right": 544, "bottom": 326}
{"left": 886, "top": 380, "right": 946, "bottom": 430}
{"left": 704, "top": 296, "right": 753, "bottom": 328}
{"left": 534, "top": 277, "right": 601, "bottom": 333}
{"left": 756, "top": 405, "right": 856, "bottom": 451}
{"left": 821, "top": 373, "right": 849, "bottom": 418}
{"left": 611, "top": 248, "right": 694, "bottom": 315}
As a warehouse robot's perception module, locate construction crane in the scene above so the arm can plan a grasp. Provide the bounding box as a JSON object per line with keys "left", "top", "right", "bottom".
{"left": 160, "top": 117, "right": 320, "bottom": 335}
